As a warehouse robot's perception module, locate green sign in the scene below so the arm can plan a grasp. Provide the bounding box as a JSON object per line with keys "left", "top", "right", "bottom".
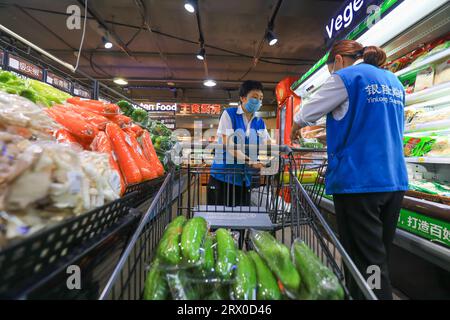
{"left": 398, "top": 209, "right": 450, "bottom": 247}
{"left": 291, "top": 0, "right": 400, "bottom": 92}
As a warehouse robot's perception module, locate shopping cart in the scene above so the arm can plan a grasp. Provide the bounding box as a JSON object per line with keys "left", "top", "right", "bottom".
{"left": 99, "top": 144, "right": 376, "bottom": 300}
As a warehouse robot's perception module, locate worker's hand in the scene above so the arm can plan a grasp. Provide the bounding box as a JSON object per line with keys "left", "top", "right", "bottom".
{"left": 290, "top": 122, "right": 302, "bottom": 144}
{"left": 249, "top": 162, "right": 264, "bottom": 170}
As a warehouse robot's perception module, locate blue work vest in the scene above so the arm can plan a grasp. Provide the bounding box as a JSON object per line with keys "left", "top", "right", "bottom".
{"left": 211, "top": 107, "right": 266, "bottom": 187}
{"left": 326, "top": 63, "right": 409, "bottom": 195}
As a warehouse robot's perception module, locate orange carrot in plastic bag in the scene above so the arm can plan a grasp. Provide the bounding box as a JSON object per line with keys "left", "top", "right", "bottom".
{"left": 61, "top": 104, "right": 111, "bottom": 130}
{"left": 106, "top": 123, "right": 142, "bottom": 185}
{"left": 55, "top": 128, "right": 82, "bottom": 147}
{"left": 129, "top": 124, "right": 144, "bottom": 137}
{"left": 122, "top": 127, "right": 136, "bottom": 137}
{"left": 123, "top": 131, "right": 158, "bottom": 181}
{"left": 91, "top": 131, "right": 126, "bottom": 195}
{"left": 107, "top": 114, "right": 132, "bottom": 127}
{"left": 67, "top": 97, "right": 119, "bottom": 115}
{"left": 46, "top": 107, "right": 99, "bottom": 141}
{"left": 141, "top": 131, "right": 165, "bottom": 177}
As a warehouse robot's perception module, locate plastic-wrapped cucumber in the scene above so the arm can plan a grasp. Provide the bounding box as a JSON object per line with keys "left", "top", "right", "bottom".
{"left": 166, "top": 270, "right": 199, "bottom": 300}
{"left": 292, "top": 239, "right": 344, "bottom": 300}
{"left": 180, "top": 217, "right": 208, "bottom": 264}
{"left": 233, "top": 251, "right": 257, "bottom": 300}
{"left": 202, "top": 233, "right": 215, "bottom": 273}
{"left": 157, "top": 216, "right": 186, "bottom": 265}
{"left": 250, "top": 230, "right": 300, "bottom": 293}
{"left": 248, "top": 251, "right": 281, "bottom": 300}
{"left": 143, "top": 259, "right": 170, "bottom": 300}
{"left": 215, "top": 228, "right": 237, "bottom": 280}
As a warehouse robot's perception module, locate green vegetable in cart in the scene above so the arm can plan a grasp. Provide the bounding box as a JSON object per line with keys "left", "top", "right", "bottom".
{"left": 158, "top": 136, "right": 174, "bottom": 152}
{"left": 202, "top": 233, "right": 215, "bottom": 273}
{"left": 215, "top": 228, "right": 237, "bottom": 280}
{"left": 180, "top": 217, "right": 208, "bottom": 264}
{"left": 116, "top": 100, "right": 134, "bottom": 117}
{"left": 157, "top": 215, "right": 187, "bottom": 265}
{"left": 233, "top": 251, "right": 257, "bottom": 300}
{"left": 166, "top": 270, "right": 200, "bottom": 300}
{"left": 131, "top": 108, "right": 148, "bottom": 123}
{"left": 143, "top": 259, "right": 170, "bottom": 300}
{"left": 292, "top": 239, "right": 344, "bottom": 300}
{"left": 247, "top": 251, "right": 281, "bottom": 300}
{"left": 250, "top": 230, "right": 300, "bottom": 293}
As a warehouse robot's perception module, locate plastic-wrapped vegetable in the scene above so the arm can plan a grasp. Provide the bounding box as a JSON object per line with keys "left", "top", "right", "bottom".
{"left": 116, "top": 100, "right": 134, "bottom": 117}
{"left": 215, "top": 228, "right": 237, "bottom": 280}
{"left": 131, "top": 108, "right": 148, "bottom": 123}
{"left": 149, "top": 121, "right": 172, "bottom": 137}
{"left": 140, "top": 131, "right": 165, "bottom": 177}
{"left": 292, "top": 239, "right": 344, "bottom": 300}
{"left": 143, "top": 259, "right": 170, "bottom": 300}
{"left": 66, "top": 97, "right": 119, "bottom": 115}
{"left": 250, "top": 230, "right": 300, "bottom": 294}
{"left": 27, "top": 79, "right": 72, "bottom": 106}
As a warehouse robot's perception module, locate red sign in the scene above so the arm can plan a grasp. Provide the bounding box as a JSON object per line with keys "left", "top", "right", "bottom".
{"left": 46, "top": 72, "right": 72, "bottom": 93}
{"left": 8, "top": 54, "right": 43, "bottom": 80}
{"left": 178, "top": 103, "right": 222, "bottom": 115}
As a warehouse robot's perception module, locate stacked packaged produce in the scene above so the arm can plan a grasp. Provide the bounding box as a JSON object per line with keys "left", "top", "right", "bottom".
{"left": 143, "top": 216, "right": 344, "bottom": 300}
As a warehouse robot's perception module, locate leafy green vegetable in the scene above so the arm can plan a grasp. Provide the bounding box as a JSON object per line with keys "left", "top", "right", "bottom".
{"left": 117, "top": 100, "right": 134, "bottom": 116}
{"left": 149, "top": 121, "right": 172, "bottom": 137}
{"left": 131, "top": 108, "right": 148, "bottom": 123}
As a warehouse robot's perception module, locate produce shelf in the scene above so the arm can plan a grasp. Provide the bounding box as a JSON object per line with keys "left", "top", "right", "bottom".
{"left": 405, "top": 119, "right": 450, "bottom": 133}
{"left": 406, "top": 82, "right": 450, "bottom": 105}
{"left": 396, "top": 47, "right": 450, "bottom": 78}
{"left": 405, "top": 157, "right": 450, "bottom": 164}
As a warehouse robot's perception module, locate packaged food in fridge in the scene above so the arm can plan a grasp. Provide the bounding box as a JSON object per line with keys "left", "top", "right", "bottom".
{"left": 414, "top": 66, "right": 435, "bottom": 92}
{"left": 403, "top": 136, "right": 435, "bottom": 157}
{"left": 427, "top": 135, "right": 450, "bottom": 157}
{"left": 434, "top": 59, "right": 450, "bottom": 86}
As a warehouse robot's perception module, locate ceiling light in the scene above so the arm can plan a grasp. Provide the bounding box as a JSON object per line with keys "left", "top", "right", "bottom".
{"left": 196, "top": 47, "right": 205, "bottom": 60}
{"left": 184, "top": 0, "right": 195, "bottom": 13}
{"left": 113, "top": 78, "right": 128, "bottom": 85}
{"left": 167, "top": 81, "right": 175, "bottom": 86}
{"left": 102, "top": 36, "right": 113, "bottom": 49}
{"left": 266, "top": 29, "right": 278, "bottom": 46}
{"left": 229, "top": 102, "right": 239, "bottom": 106}
{"left": 203, "top": 79, "right": 217, "bottom": 87}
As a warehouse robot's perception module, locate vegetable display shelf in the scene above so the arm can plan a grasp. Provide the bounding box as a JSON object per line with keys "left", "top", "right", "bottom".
{"left": 396, "top": 47, "right": 450, "bottom": 79}
{"left": 405, "top": 82, "right": 450, "bottom": 105}
{"left": 0, "top": 176, "right": 166, "bottom": 299}
{"left": 405, "top": 157, "right": 450, "bottom": 164}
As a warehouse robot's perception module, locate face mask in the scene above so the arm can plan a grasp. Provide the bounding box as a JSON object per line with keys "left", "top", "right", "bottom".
{"left": 245, "top": 98, "right": 262, "bottom": 114}
{"left": 330, "top": 60, "right": 337, "bottom": 74}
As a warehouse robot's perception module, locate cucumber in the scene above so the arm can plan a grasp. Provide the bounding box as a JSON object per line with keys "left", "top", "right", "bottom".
{"left": 157, "top": 216, "right": 186, "bottom": 265}
{"left": 202, "top": 233, "right": 215, "bottom": 273}
{"left": 251, "top": 231, "right": 300, "bottom": 293}
{"left": 166, "top": 270, "right": 199, "bottom": 300}
{"left": 248, "top": 251, "right": 281, "bottom": 300}
{"left": 292, "top": 240, "right": 344, "bottom": 300}
{"left": 181, "top": 217, "right": 208, "bottom": 264}
{"left": 215, "top": 228, "right": 237, "bottom": 280}
{"left": 233, "top": 251, "right": 257, "bottom": 300}
{"left": 143, "top": 259, "right": 169, "bottom": 300}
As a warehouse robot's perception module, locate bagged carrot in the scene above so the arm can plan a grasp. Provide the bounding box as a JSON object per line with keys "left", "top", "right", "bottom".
{"left": 55, "top": 128, "right": 82, "bottom": 147}
{"left": 106, "top": 123, "right": 142, "bottom": 185}
{"left": 67, "top": 97, "right": 119, "bottom": 115}
{"left": 141, "top": 131, "right": 165, "bottom": 177}
{"left": 91, "top": 131, "right": 126, "bottom": 195}
{"left": 123, "top": 131, "right": 158, "bottom": 181}
{"left": 46, "top": 107, "right": 99, "bottom": 141}
{"left": 108, "top": 114, "right": 133, "bottom": 127}
{"left": 62, "top": 104, "right": 110, "bottom": 130}
{"left": 129, "top": 123, "right": 144, "bottom": 137}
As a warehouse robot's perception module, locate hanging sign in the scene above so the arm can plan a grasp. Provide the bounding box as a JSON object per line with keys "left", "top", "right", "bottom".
{"left": 46, "top": 71, "right": 72, "bottom": 93}
{"left": 73, "top": 84, "right": 91, "bottom": 99}
{"left": 178, "top": 103, "right": 222, "bottom": 115}
{"left": 7, "top": 54, "right": 43, "bottom": 80}
{"left": 140, "top": 102, "right": 177, "bottom": 112}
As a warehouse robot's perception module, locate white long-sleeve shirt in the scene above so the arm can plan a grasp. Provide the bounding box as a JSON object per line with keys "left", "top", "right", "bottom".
{"left": 294, "top": 74, "right": 349, "bottom": 127}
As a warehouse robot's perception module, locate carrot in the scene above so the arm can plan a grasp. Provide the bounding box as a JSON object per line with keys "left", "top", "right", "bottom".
{"left": 122, "top": 127, "right": 136, "bottom": 138}
{"left": 105, "top": 123, "right": 142, "bottom": 185}
{"left": 107, "top": 114, "right": 132, "bottom": 127}
{"left": 129, "top": 123, "right": 144, "bottom": 137}
{"left": 91, "top": 131, "right": 126, "bottom": 195}
{"left": 141, "top": 131, "right": 165, "bottom": 177}
{"left": 55, "top": 128, "right": 82, "bottom": 146}
{"left": 46, "top": 107, "right": 99, "bottom": 141}
{"left": 66, "top": 97, "right": 119, "bottom": 115}
{"left": 122, "top": 131, "right": 158, "bottom": 181}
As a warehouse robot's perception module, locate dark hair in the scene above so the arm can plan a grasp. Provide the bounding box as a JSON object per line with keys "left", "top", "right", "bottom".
{"left": 239, "top": 80, "right": 264, "bottom": 98}
{"left": 327, "top": 40, "right": 387, "bottom": 67}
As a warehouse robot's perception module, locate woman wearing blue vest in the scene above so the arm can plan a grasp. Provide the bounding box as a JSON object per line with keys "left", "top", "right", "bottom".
{"left": 208, "top": 80, "right": 270, "bottom": 207}
{"left": 291, "top": 40, "right": 408, "bottom": 300}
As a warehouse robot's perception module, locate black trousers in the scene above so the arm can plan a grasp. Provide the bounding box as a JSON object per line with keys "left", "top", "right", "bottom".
{"left": 333, "top": 191, "right": 405, "bottom": 300}
{"left": 207, "top": 176, "right": 251, "bottom": 207}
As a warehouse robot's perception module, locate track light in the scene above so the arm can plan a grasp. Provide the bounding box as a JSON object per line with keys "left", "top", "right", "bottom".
{"left": 196, "top": 47, "right": 205, "bottom": 60}
{"left": 203, "top": 79, "right": 217, "bottom": 87}
{"left": 266, "top": 29, "right": 278, "bottom": 46}
{"left": 184, "top": 0, "right": 196, "bottom": 13}
{"left": 102, "top": 36, "right": 113, "bottom": 49}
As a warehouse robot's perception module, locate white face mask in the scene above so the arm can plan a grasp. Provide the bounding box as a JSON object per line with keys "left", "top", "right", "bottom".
{"left": 331, "top": 60, "right": 337, "bottom": 74}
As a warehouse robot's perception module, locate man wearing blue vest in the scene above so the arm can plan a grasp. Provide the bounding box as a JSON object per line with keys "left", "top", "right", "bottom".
{"left": 291, "top": 40, "right": 408, "bottom": 300}
{"left": 208, "top": 80, "right": 270, "bottom": 207}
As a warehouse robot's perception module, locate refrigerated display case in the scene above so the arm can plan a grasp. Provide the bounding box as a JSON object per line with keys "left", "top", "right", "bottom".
{"left": 275, "top": 77, "right": 301, "bottom": 146}
{"left": 290, "top": 0, "right": 450, "bottom": 299}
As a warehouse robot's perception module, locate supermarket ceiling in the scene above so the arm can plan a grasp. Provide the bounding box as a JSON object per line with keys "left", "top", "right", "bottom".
{"left": 0, "top": 0, "right": 346, "bottom": 105}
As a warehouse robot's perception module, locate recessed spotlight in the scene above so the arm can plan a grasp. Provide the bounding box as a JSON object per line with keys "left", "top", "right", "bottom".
{"left": 113, "top": 78, "right": 128, "bottom": 85}
{"left": 203, "top": 79, "right": 217, "bottom": 87}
